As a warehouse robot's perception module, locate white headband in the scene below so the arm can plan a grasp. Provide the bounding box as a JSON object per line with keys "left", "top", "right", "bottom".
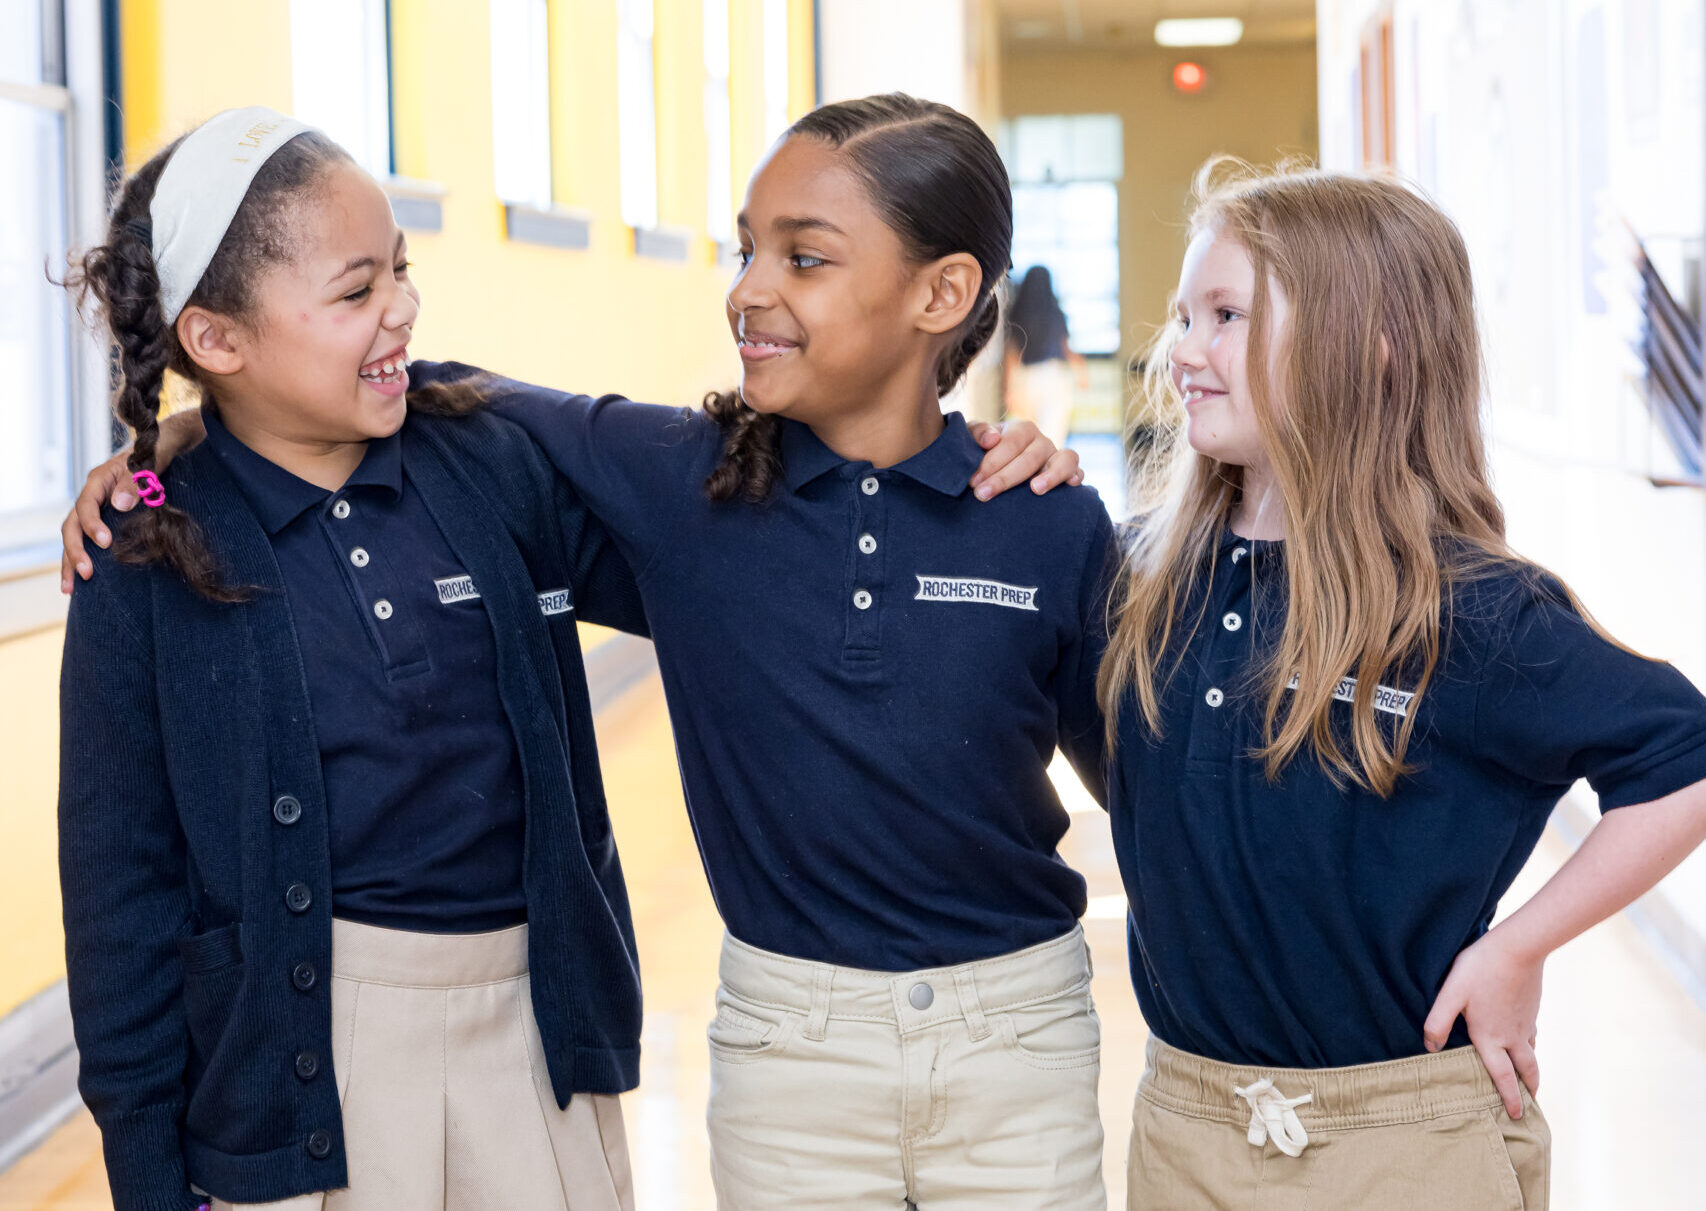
{"left": 148, "top": 107, "right": 314, "bottom": 324}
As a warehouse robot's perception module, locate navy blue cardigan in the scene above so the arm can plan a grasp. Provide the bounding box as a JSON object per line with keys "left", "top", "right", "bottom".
{"left": 58, "top": 409, "right": 648, "bottom": 1210}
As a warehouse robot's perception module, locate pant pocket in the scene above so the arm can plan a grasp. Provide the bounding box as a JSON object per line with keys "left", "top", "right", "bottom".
{"left": 706, "top": 986, "right": 801, "bottom": 1065}
{"left": 1490, "top": 1092, "right": 1551, "bottom": 1211}
{"left": 994, "top": 983, "right": 1100, "bottom": 1070}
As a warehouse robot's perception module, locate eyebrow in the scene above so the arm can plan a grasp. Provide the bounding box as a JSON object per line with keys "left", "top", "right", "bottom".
{"left": 735, "top": 212, "right": 847, "bottom": 238}
{"left": 326, "top": 232, "right": 408, "bottom": 286}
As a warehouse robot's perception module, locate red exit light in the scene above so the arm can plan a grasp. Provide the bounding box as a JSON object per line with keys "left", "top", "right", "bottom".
{"left": 1173, "top": 61, "right": 1208, "bottom": 94}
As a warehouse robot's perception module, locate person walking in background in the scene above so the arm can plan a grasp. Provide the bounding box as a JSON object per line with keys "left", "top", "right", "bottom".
{"left": 1003, "top": 265, "right": 1090, "bottom": 448}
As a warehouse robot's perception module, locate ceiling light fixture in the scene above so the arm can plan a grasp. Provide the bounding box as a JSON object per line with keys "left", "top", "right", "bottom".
{"left": 1154, "top": 18, "right": 1244, "bottom": 47}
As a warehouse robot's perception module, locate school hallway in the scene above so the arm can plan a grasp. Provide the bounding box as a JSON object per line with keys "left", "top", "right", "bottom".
{"left": 1, "top": 632, "right": 1700, "bottom": 1211}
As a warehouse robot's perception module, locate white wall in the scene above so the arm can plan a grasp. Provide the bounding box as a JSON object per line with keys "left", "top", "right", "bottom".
{"left": 1317, "top": 0, "right": 1706, "bottom": 971}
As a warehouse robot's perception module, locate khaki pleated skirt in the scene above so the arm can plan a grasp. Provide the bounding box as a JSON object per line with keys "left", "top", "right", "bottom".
{"left": 213, "top": 919, "right": 633, "bottom": 1211}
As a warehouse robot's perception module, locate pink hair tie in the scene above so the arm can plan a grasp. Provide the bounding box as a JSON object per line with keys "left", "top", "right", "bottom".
{"left": 131, "top": 469, "right": 166, "bottom": 508}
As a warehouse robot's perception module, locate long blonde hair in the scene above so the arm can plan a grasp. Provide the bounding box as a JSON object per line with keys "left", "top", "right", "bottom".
{"left": 1100, "top": 159, "right": 1520, "bottom": 796}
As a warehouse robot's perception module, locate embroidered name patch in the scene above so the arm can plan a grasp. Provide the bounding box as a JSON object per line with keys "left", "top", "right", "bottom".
{"left": 435, "top": 575, "right": 480, "bottom": 604}
{"left": 1285, "top": 673, "right": 1414, "bottom": 718}
{"left": 913, "top": 575, "right": 1039, "bottom": 612}
{"left": 536, "top": 588, "right": 574, "bottom": 617}
{"left": 434, "top": 576, "right": 574, "bottom": 618}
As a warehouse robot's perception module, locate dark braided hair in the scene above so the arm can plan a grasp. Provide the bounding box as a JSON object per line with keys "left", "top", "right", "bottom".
{"left": 65, "top": 129, "right": 353, "bottom": 600}
{"left": 706, "top": 93, "right": 1014, "bottom": 503}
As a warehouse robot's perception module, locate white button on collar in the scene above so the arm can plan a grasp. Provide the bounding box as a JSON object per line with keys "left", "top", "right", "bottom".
{"left": 1223, "top": 612, "right": 1242, "bottom": 631}
{"left": 332, "top": 500, "right": 351, "bottom": 520}
{"left": 373, "top": 599, "right": 393, "bottom": 620}
{"left": 858, "top": 533, "right": 877, "bottom": 555}
{"left": 350, "top": 548, "right": 370, "bottom": 568}
{"left": 1231, "top": 546, "right": 1248, "bottom": 563}
{"left": 1205, "top": 687, "right": 1225, "bottom": 708}
{"left": 853, "top": 589, "right": 873, "bottom": 610}
{"left": 860, "top": 476, "right": 880, "bottom": 496}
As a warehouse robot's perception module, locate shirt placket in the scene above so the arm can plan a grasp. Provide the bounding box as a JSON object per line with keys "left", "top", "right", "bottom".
{"left": 843, "top": 468, "right": 886, "bottom": 657}
{"left": 1187, "top": 542, "right": 1255, "bottom": 768}
{"left": 322, "top": 491, "right": 429, "bottom": 676}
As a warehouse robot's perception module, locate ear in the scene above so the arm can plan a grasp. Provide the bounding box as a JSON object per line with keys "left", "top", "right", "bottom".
{"left": 175, "top": 307, "right": 247, "bottom": 377}
{"left": 914, "top": 253, "right": 984, "bottom": 336}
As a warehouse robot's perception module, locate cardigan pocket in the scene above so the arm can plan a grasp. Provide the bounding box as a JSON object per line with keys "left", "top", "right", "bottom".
{"left": 176, "top": 923, "right": 289, "bottom": 1152}
{"left": 178, "top": 924, "right": 245, "bottom": 1065}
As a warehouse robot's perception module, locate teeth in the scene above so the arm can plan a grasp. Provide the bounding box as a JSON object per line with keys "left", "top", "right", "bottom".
{"left": 360, "top": 352, "right": 409, "bottom": 382}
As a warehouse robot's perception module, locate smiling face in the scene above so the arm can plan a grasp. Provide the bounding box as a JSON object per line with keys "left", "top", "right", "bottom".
{"left": 208, "top": 161, "right": 420, "bottom": 444}
{"left": 727, "top": 134, "right": 938, "bottom": 426}
{"left": 1168, "top": 225, "right": 1289, "bottom": 474}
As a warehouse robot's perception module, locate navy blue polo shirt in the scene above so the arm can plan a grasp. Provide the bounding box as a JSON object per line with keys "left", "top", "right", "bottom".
{"left": 203, "top": 409, "right": 527, "bottom": 932}
{"left": 1110, "top": 528, "right": 1706, "bottom": 1069}
{"left": 411, "top": 363, "right": 1115, "bottom": 971}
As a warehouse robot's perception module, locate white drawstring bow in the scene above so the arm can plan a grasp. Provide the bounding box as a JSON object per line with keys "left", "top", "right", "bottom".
{"left": 1233, "top": 1077, "right": 1314, "bottom": 1157}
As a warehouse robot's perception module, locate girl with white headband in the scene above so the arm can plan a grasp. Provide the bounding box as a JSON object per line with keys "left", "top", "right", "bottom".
{"left": 57, "top": 106, "right": 654, "bottom": 1211}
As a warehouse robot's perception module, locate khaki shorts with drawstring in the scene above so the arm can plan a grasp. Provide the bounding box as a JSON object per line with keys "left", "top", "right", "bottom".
{"left": 1127, "top": 1036, "right": 1550, "bottom": 1209}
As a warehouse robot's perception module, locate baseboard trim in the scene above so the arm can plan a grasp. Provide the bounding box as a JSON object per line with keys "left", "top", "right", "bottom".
{"left": 0, "top": 981, "right": 83, "bottom": 1173}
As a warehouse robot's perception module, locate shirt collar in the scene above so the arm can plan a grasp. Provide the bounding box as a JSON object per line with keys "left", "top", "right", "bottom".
{"left": 778, "top": 411, "right": 983, "bottom": 497}
{"left": 202, "top": 405, "right": 404, "bottom": 535}
{"left": 1218, "top": 523, "right": 1283, "bottom": 565}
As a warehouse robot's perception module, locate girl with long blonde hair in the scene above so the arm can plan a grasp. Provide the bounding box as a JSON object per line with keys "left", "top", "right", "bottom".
{"left": 1102, "top": 160, "right": 1706, "bottom": 1208}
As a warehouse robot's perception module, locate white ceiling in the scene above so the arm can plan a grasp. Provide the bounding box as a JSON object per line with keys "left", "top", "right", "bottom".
{"left": 997, "top": 0, "right": 1318, "bottom": 50}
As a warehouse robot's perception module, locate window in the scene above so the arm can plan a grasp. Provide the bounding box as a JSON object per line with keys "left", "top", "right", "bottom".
{"left": 617, "top": 0, "right": 659, "bottom": 231}
{"left": 703, "top": 0, "right": 733, "bottom": 239}
{"left": 1003, "top": 115, "right": 1123, "bottom": 356}
{"left": 1, "top": 0, "right": 107, "bottom": 569}
{"left": 490, "top": 0, "right": 552, "bottom": 207}
{"left": 761, "top": 0, "right": 790, "bottom": 143}
{"left": 290, "top": 0, "right": 393, "bottom": 177}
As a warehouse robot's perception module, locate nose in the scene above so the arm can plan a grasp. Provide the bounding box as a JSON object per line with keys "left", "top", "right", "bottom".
{"left": 382, "top": 276, "right": 420, "bottom": 337}
{"left": 1169, "top": 321, "right": 1207, "bottom": 374}
{"left": 726, "top": 252, "right": 774, "bottom": 317}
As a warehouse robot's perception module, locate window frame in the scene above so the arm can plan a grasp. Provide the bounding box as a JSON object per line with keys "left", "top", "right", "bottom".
{"left": 0, "top": 0, "right": 112, "bottom": 596}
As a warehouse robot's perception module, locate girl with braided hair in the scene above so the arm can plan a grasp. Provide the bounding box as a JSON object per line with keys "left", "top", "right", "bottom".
{"left": 439, "top": 93, "right": 1119, "bottom": 1210}
{"left": 58, "top": 109, "right": 653, "bottom": 1211}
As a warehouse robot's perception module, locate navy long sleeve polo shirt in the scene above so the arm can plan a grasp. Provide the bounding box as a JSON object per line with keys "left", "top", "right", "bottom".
{"left": 202, "top": 410, "right": 527, "bottom": 932}
{"left": 1110, "top": 530, "right": 1706, "bottom": 1069}
{"left": 410, "top": 361, "right": 1117, "bottom": 972}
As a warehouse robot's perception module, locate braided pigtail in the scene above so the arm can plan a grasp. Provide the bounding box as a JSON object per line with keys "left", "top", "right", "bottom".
{"left": 702, "top": 389, "right": 783, "bottom": 502}
{"left": 936, "top": 291, "right": 1002, "bottom": 396}
{"left": 65, "top": 141, "right": 248, "bottom": 602}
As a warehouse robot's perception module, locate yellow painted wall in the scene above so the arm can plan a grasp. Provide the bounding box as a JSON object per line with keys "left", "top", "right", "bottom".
{"left": 118, "top": 0, "right": 816, "bottom": 405}
{"left": 0, "top": 0, "right": 815, "bottom": 1023}
{"left": 1002, "top": 45, "right": 1318, "bottom": 368}
{"left": 0, "top": 628, "right": 71, "bottom": 1014}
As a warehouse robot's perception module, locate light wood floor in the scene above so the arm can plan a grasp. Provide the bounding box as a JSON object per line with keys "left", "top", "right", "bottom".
{"left": 4, "top": 672, "right": 1703, "bottom": 1209}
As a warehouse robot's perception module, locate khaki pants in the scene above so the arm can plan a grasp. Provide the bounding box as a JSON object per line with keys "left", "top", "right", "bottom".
{"left": 707, "top": 927, "right": 1107, "bottom": 1210}
{"left": 1128, "top": 1037, "right": 1550, "bottom": 1210}
{"left": 213, "top": 920, "right": 633, "bottom": 1211}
